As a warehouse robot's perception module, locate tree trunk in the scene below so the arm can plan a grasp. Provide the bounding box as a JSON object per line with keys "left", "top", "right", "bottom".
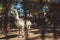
{"left": 23, "top": 1, "right": 29, "bottom": 40}
{"left": 3, "top": 0, "right": 12, "bottom": 36}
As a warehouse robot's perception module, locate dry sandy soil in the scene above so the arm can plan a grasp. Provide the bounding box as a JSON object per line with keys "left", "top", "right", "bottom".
{"left": 0, "top": 28, "right": 60, "bottom": 40}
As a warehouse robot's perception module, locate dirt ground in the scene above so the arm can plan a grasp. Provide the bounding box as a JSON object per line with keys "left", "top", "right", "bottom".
{"left": 0, "top": 28, "right": 60, "bottom": 40}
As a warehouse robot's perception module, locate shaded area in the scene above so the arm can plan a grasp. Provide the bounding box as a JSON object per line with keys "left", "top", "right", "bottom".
{"left": 0, "top": 35, "right": 18, "bottom": 39}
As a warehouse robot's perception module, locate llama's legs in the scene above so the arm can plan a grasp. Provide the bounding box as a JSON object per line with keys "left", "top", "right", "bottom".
{"left": 19, "top": 28, "right": 20, "bottom": 36}
{"left": 18, "top": 28, "right": 22, "bottom": 37}
{"left": 22, "top": 27, "right": 24, "bottom": 33}
{"left": 18, "top": 28, "right": 24, "bottom": 38}
{"left": 21, "top": 27, "right": 24, "bottom": 37}
{"left": 28, "top": 26, "right": 30, "bottom": 30}
{"left": 28, "top": 26, "right": 30, "bottom": 33}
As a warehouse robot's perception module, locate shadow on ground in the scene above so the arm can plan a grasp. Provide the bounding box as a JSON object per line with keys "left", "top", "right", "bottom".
{"left": 0, "top": 35, "right": 18, "bottom": 39}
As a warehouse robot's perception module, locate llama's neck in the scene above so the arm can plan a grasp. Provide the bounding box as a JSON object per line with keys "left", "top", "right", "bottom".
{"left": 15, "top": 13, "right": 20, "bottom": 20}
{"left": 15, "top": 12, "right": 23, "bottom": 21}
{"left": 16, "top": 15, "right": 19, "bottom": 19}
{"left": 14, "top": 9, "right": 20, "bottom": 20}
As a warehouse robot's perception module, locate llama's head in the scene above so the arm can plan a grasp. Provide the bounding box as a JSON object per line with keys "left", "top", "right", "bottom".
{"left": 11, "top": 9, "right": 19, "bottom": 18}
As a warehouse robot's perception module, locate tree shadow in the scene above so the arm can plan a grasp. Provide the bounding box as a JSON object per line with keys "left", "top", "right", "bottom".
{"left": 0, "top": 35, "right": 18, "bottom": 39}
{"left": 29, "top": 35, "right": 41, "bottom": 40}
{"left": 53, "top": 28, "right": 60, "bottom": 40}
{"left": 53, "top": 26, "right": 57, "bottom": 40}
{"left": 31, "top": 25, "right": 45, "bottom": 40}
{"left": 30, "top": 29, "right": 40, "bottom": 34}
{"left": 41, "top": 26, "right": 46, "bottom": 40}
